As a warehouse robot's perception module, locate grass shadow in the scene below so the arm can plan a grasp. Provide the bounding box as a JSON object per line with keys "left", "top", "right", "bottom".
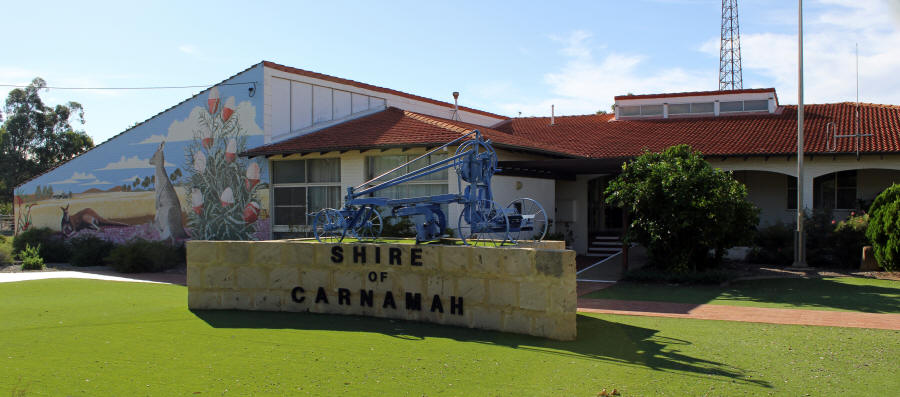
{"left": 193, "top": 310, "right": 771, "bottom": 389}
{"left": 586, "top": 277, "right": 900, "bottom": 313}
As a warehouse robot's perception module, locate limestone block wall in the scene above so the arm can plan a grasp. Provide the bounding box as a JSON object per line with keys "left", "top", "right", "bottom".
{"left": 187, "top": 240, "right": 576, "bottom": 340}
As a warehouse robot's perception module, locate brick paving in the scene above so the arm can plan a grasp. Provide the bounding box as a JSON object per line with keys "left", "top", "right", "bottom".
{"left": 578, "top": 297, "right": 900, "bottom": 331}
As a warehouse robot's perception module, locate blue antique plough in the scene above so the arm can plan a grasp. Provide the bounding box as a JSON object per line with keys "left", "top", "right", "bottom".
{"left": 310, "top": 130, "right": 548, "bottom": 245}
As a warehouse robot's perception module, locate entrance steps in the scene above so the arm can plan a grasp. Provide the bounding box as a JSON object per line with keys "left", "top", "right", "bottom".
{"left": 586, "top": 235, "right": 623, "bottom": 260}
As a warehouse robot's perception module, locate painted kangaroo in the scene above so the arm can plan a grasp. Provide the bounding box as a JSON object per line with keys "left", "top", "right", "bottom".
{"left": 150, "top": 141, "right": 188, "bottom": 243}
{"left": 60, "top": 204, "right": 128, "bottom": 236}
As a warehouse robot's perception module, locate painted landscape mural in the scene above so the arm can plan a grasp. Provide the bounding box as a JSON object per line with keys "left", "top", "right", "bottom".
{"left": 13, "top": 65, "right": 270, "bottom": 243}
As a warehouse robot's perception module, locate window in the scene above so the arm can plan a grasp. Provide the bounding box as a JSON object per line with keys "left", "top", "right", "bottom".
{"left": 366, "top": 153, "right": 449, "bottom": 200}
{"left": 720, "top": 101, "right": 743, "bottom": 112}
{"left": 640, "top": 104, "right": 663, "bottom": 116}
{"left": 271, "top": 158, "right": 342, "bottom": 238}
{"left": 813, "top": 170, "right": 857, "bottom": 210}
{"left": 690, "top": 102, "right": 714, "bottom": 113}
{"left": 668, "top": 103, "right": 690, "bottom": 114}
{"left": 743, "top": 100, "right": 769, "bottom": 112}
{"left": 365, "top": 153, "right": 449, "bottom": 233}
{"left": 619, "top": 106, "right": 640, "bottom": 116}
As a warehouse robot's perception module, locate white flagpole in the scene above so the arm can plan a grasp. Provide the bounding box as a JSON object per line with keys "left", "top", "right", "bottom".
{"left": 794, "top": 0, "right": 807, "bottom": 267}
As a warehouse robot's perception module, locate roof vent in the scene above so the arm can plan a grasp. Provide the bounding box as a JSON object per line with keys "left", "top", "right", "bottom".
{"left": 551, "top": 104, "right": 555, "bottom": 126}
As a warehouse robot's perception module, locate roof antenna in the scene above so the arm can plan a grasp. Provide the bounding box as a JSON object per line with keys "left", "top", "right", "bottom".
{"left": 826, "top": 42, "right": 872, "bottom": 159}
{"left": 551, "top": 104, "right": 555, "bottom": 126}
{"left": 450, "top": 92, "right": 461, "bottom": 121}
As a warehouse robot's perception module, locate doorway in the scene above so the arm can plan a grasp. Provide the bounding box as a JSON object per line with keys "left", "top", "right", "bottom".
{"left": 587, "top": 176, "right": 622, "bottom": 235}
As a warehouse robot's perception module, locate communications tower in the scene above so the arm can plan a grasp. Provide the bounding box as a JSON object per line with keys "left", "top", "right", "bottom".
{"left": 719, "top": 0, "right": 743, "bottom": 90}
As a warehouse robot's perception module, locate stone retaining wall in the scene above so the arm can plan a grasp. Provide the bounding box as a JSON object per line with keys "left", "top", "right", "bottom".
{"left": 187, "top": 240, "right": 576, "bottom": 340}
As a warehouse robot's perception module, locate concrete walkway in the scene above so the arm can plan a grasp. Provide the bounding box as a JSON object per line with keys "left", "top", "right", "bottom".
{"left": 0, "top": 270, "right": 185, "bottom": 285}
{"left": 578, "top": 297, "right": 900, "bottom": 331}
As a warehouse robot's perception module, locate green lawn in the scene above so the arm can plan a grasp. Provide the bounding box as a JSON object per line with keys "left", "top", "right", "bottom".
{"left": 1, "top": 280, "right": 898, "bottom": 395}
{"left": 584, "top": 277, "right": 900, "bottom": 313}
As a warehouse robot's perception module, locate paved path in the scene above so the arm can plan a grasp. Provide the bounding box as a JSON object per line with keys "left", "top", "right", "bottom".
{"left": 578, "top": 297, "right": 900, "bottom": 331}
{"left": 0, "top": 270, "right": 185, "bottom": 285}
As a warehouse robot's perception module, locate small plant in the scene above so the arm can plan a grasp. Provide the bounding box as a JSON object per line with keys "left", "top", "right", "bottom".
{"left": 12, "top": 227, "right": 71, "bottom": 263}
{"left": 866, "top": 184, "right": 900, "bottom": 271}
{"left": 20, "top": 244, "right": 44, "bottom": 270}
{"left": 105, "top": 239, "right": 185, "bottom": 273}
{"left": 69, "top": 236, "right": 115, "bottom": 267}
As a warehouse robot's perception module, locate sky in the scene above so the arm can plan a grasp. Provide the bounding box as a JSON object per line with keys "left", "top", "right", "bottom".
{"left": 2, "top": 0, "right": 900, "bottom": 144}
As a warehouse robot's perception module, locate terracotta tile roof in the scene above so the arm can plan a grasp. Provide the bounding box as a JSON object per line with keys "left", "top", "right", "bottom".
{"left": 241, "top": 107, "right": 578, "bottom": 158}
{"left": 493, "top": 102, "right": 900, "bottom": 158}
{"left": 263, "top": 61, "right": 507, "bottom": 121}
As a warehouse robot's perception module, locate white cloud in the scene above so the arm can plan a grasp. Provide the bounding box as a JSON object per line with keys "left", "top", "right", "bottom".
{"left": 49, "top": 172, "right": 97, "bottom": 185}
{"left": 121, "top": 175, "right": 141, "bottom": 182}
{"left": 496, "top": 31, "right": 708, "bottom": 116}
{"left": 701, "top": 0, "right": 900, "bottom": 105}
{"left": 136, "top": 100, "right": 263, "bottom": 144}
{"left": 80, "top": 179, "right": 113, "bottom": 186}
{"left": 492, "top": 2, "right": 900, "bottom": 117}
{"left": 97, "top": 155, "right": 173, "bottom": 170}
{"left": 178, "top": 45, "right": 197, "bottom": 54}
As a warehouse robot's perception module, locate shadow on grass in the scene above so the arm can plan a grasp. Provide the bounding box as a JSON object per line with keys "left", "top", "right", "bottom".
{"left": 194, "top": 310, "right": 771, "bottom": 388}
{"left": 587, "top": 277, "right": 900, "bottom": 313}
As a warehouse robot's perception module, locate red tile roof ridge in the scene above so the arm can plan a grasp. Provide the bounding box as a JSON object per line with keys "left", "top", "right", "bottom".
{"left": 402, "top": 110, "right": 471, "bottom": 134}
{"left": 614, "top": 88, "right": 776, "bottom": 100}
{"left": 263, "top": 61, "right": 508, "bottom": 121}
{"left": 781, "top": 101, "right": 900, "bottom": 110}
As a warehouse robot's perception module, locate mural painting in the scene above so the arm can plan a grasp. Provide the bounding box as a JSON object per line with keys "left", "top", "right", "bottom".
{"left": 13, "top": 65, "right": 270, "bottom": 244}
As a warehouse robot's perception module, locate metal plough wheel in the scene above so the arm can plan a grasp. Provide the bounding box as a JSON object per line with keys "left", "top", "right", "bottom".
{"left": 457, "top": 199, "right": 509, "bottom": 247}
{"left": 507, "top": 198, "right": 548, "bottom": 243}
{"left": 352, "top": 206, "right": 383, "bottom": 241}
{"left": 312, "top": 208, "right": 345, "bottom": 243}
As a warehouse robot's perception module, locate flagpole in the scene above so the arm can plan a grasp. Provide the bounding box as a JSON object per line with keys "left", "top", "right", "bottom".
{"left": 794, "top": 0, "right": 807, "bottom": 267}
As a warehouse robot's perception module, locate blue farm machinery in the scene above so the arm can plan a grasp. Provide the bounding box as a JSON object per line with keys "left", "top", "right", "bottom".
{"left": 310, "top": 130, "right": 548, "bottom": 246}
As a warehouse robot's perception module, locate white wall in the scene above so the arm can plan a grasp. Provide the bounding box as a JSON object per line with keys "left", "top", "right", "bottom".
{"left": 732, "top": 170, "right": 794, "bottom": 226}
{"left": 263, "top": 66, "right": 506, "bottom": 144}
{"left": 555, "top": 174, "right": 602, "bottom": 254}
{"left": 717, "top": 154, "right": 900, "bottom": 211}
{"left": 266, "top": 75, "right": 387, "bottom": 143}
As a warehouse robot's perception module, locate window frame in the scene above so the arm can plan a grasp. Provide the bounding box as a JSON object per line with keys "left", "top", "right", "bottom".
{"left": 270, "top": 158, "right": 342, "bottom": 237}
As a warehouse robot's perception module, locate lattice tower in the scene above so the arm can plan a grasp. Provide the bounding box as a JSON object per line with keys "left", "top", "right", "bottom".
{"left": 719, "top": 0, "right": 743, "bottom": 90}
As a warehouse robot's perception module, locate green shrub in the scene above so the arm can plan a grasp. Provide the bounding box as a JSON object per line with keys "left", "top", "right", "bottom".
{"left": 105, "top": 239, "right": 185, "bottom": 273}
{"left": 833, "top": 212, "right": 870, "bottom": 268}
{"left": 20, "top": 244, "right": 44, "bottom": 270}
{"left": 747, "top": 222, "right": 793, "bottom": 266}
{"left": 69, "top": 236, "right": 115, "bottom": 267}
{"left": 12, "top": 227, "right": 71, "bottom": 263}
{"left": 866, "top": 184, "right": 900, "bottom": 271}
{"left": 0, "top": 201, "right": 11, "bottom": 215}
{"left": 605, "top": 145, "right": 759, "bottom": 273}
{"left": 749, "top": 212, "right": 871, "bottom": 268}
{"left": 0, "top": 235, "right": 12, "bottom": 265}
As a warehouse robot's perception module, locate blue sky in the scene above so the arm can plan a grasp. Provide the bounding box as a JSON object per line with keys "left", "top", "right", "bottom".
{"left": 2, "top": 0, "right": 899, "bottom": 144}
